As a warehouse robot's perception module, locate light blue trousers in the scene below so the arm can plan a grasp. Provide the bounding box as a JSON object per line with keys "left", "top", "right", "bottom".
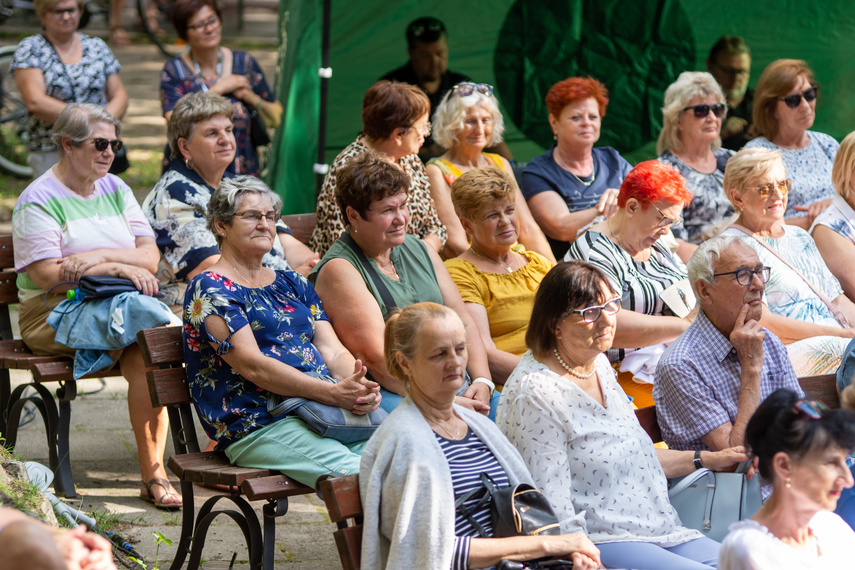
{"left": 225, "top": 416, "right": 366, "bottom": 487}
{"left": 596, "top": 537, "right": 720, "bottom": 569}
{"left": 379, "top": 387, "right": 501, "bottom": 420}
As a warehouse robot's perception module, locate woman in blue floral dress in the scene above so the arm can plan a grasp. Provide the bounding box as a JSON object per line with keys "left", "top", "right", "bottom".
{"left": 183, "top": 176, "right": 381, "bottom": 486}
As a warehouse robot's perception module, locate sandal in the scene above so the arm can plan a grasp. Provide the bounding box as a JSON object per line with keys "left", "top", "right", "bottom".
{"left": 140, "top": 477, "right": 183, "bottom": 510}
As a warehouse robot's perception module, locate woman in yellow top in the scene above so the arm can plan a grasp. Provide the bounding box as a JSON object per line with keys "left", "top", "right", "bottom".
{"left": 426, "top": 82, "right": 555, "bottom": 262}
{"left": 445, "top": 167, "right": 553, "bottom": 385}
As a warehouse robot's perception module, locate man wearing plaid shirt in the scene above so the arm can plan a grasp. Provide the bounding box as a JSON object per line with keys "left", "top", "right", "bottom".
{"left": 654, "top": 235, "right": 803, "bottom": 451}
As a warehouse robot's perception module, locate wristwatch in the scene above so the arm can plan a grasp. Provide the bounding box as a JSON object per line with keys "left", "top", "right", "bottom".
{"left": 693, "top": 449, "right": 704, "bottom": 470}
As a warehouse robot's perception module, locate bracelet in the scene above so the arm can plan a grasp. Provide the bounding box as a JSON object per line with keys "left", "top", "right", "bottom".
{"left": 693, "top": 450, "right": 703, "bottom": 470}
{"left": 255, "top": 97, "right": 264, "bottom": 113}
{"left": 472, "top": 377, "right": 495, "bottom": 395}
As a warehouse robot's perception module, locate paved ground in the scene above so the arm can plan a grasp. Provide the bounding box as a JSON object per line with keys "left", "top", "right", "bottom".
{"left": 3, "top": 6, "right": 346, "bottom": 569}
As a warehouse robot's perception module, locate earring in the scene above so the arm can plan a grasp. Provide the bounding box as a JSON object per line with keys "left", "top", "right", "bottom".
{"left": 785, "top": 478, "right": 792, "bottom": 489}
{"left": 185, "top": 157, "right": 193, "bottom": 169}
{"left": 553, "top": 133, "right": 557, "bottom": 140}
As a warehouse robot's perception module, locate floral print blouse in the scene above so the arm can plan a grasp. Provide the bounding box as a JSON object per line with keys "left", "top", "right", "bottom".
{"left": 183, "top": 270, "right": 330, "bottom": 449}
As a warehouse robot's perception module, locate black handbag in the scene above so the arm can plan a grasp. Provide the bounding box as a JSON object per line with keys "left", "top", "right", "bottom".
{"left": 109, "top": 145, "right": 130, "bottom": 175}
{"left": 455, "top": 472, "right": 561, "bottom": 538}
{"left": 249, "top": 108, "right": 270, "bottom": 149}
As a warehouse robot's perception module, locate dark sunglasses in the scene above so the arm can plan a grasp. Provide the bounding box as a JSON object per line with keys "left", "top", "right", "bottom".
{"left": 713, "top": 266, "right": 771, "bottom": 286}
{"left": 779, "top": 86, "right": 818, "bottom": 109}
{"left": 793, "top": 399, "right": 829, "bottom": 420}
{"left": 682, "top": 103, "right": 726, "bottom": 119}
{"left": 91, "top": 138, "right": 123, "bottom": 152}
{"left": 451, "top": 82, "right": 493, "bottom": 98}
{"left": 409, "top": 21, "right": 444, "bottom": 38}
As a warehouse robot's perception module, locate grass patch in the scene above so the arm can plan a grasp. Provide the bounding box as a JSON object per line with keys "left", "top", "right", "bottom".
{"left": 0, "top": 445, "right": 47, "bottom": 517}
{"left": 91, "top": 507, "right": 147, "bottom": 533}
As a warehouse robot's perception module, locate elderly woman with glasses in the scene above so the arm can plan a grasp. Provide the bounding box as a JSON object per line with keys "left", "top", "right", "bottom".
{"left": 719, "top": 389, "right": 855, "bottom": 569}
{"left": 521, "top": 77, "right": 633, "bottom": 258}
{"left": 159, "top": 0, "right": 282, "bottom": 176}
{"left": 744, "top": 59, "right": 837, "bottom": 230}
{"left": 12, "top": 104, "right": 181, "bottom": 509}
{"left": 566, "top": 160, "right": 694, "bottom": 405}
{"left": 425, "top": 82, "right": 554, "bottom": 261}
{"left": 658, "top": 72, "right": 736, "bottom": 244}
{"left": 309, "top": 80, "right": 446, "bottom": 258}
{"left": 12, "top": 0, "right": 128, "bottom": 177}
{"left": 721, "top": 147, "right": 855, "bottom": 376}
{"left": 498, "top": 261, "right": 749, "bottom": 570}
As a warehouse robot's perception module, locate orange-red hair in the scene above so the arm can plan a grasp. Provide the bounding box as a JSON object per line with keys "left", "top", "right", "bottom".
{"left": 545, "top": 77, "right": 609, "bottom": 118}
{"left": 617, "top": 161, "right": 692, "bottom": 208}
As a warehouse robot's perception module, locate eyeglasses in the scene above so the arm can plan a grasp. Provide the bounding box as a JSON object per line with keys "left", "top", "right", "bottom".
{"left": 409, "top": 20, "right": 444, "bottom": 39}
{"left": 409, "top": 122, "right": 431, "bottom": 136}
{"left": 50, "top": 6, "right": 79, "bottom": 16}
{"left": 651, "top": 203, "right": 683, "bottom": 228}
{"left": 793, "top": 399, "right": 829, "bottom": 420}
{"left": 779, "top": 86, "right": 818, "bottom": 109}
{"left": 711, "top": 62, "right": 750, "bottom": 77}
{"left": 569, "top": 297, "right": 621, "bottom": 323}
{"left": 754, "top": 178, "right": 792, "bottom": 198}
{"left": 90, "top": 138, "right": 123, "bottom": 152}
{"left": 234, "top": 210, "right": 278, "bottom": 224}
{"left": 451, "top": 82, "right": 494, "bottom": 98}
{"left": 682, "top": 103, "right": 726, "bottom": 119}
{"left": 713, "top": 266, "right": 771, "bottom": 286}
{"left": 187, "top": 15, "right": 220, "bottom": 31}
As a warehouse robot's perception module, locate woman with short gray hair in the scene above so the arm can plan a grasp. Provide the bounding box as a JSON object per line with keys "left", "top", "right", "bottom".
{"left": 425, "top": 83, "right": 554, "bottom": 261}
{"left": 658, "top": 71, "right": 735, "bottom": 243}
{"left": 12, "top": 0, "right": 128, "bottom": 177}
{"left": 12, "top": 103, "right": 182, "bottom": 509}
{"left": 143, "top": 92, "right": 317, "bottom": 307}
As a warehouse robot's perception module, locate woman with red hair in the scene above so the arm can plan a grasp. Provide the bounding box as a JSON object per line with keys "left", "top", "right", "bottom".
{"left": 521, "top": 77, "right": 632, "bottom": 258}
{"left": 566, "top": 161, "right": 694, "bottom": 401}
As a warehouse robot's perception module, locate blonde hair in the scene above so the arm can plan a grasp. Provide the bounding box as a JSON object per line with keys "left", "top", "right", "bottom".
{"left": 657, "top": 72, "right": 726, "bottom": 156}
{"left": 722, "top": 147, "right": 785, "bottom": 208}
{"left": 833, "top": 131, "right": 855, "bottom": 203}
{"left": 384, "top": 303, "right": 462, "bottom": 388}
{"left": 450, "top": 166, "right": 516, "bottom": 220}
{"left": 432, "top": 91, "right": 504, "bottom": 149}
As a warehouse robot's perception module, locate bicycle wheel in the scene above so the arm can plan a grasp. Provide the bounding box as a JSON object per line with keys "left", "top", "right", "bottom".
{"left": 137, "top": 0, "right": 183, "bottom": 58}
{"left": 0, "top": 45, "right": 33, "bottom": 179}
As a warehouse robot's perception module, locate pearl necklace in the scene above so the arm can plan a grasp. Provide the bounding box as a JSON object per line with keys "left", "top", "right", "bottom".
{"left": 553, "top": 347, "right": 595, "bottom": 379}
{"left": 554, "top": 148, "right": 596, "bottom": 187}
{"left": 469, "top": 246, "right": 514, "bottom": 273}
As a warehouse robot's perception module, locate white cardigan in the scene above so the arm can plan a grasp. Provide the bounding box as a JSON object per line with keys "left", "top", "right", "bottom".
{"left": 359, "top": 396, "right": 534, "bottom": 569}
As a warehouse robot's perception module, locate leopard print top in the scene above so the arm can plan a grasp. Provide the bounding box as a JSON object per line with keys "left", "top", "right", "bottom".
{"left": 309, "top": 138, "right": 447, "bottom": 257}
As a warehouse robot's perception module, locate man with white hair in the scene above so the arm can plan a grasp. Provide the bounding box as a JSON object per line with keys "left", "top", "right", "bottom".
{"left": 654, "top": 234, "right": 803, "bottom": 454}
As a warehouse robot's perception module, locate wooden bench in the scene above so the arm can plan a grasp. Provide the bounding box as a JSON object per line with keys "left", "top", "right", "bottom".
{"left": 280, "top": 213, "right": 316, "bottom": 247}
{"left": 137, "top": 326, "right": 313, "bottom": 570}
{"left": 0, "top": 234, "right": 126, "bottom": 497}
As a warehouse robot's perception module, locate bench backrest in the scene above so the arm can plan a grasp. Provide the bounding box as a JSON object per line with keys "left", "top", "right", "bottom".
{"left": 317, "top": 474, "right": 362, "bottom": 570}
{"left": 0, "top": 235, "right": 20, "bottom": 340}
{"left": 137, "top": 326, "right": 201, "bottom": 455}
{"left": 280, "top": 213, "right": 317, "bottom": 247}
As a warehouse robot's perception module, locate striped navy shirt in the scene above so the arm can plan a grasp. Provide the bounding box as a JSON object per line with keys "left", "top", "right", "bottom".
{"left": 436, "top": 429, "right": 509, "bottom": 570}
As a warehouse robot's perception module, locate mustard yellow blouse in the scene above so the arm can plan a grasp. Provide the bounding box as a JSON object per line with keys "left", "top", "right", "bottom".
{"left": 445, "top": 249, "right": 552, "bottom": 356}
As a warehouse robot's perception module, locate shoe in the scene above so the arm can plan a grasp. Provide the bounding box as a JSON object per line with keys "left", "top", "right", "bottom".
{"left": 140, "top": 477, "right": 182, "bottom": 509}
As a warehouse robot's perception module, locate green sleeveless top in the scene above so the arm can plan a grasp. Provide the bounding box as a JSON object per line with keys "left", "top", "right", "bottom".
{"left": 310, "top": 232, "right": 443, "bottom": 320}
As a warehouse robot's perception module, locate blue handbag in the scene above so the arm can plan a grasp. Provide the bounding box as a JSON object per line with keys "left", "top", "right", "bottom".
{"left": 266, "top": 372, "right": 387, "bottom": 443}
{"left": 668, "top": 461, "right": 762, "bottom": 543}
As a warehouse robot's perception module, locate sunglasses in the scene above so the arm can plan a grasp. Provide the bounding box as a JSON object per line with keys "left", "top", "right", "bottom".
{"left": 754, "top": 178, "right": 792, "bottom": 198}
{"left": 682, "top": 103, "right": 726, "bottom": 119}
{"left": 651, "top": 203, "right": 683, "bottom": 228}
{"left": 50, "top": 6, "right": 79, "bottom": 16}
{"left": 409, "top": 20, "right": 444, "bottom": 39}
{"left": 713, "top": 266, "right": 771, "bottom": 286}
{"left": 570, "top": 297, "right": 621, "bottom": 324}
{"left": 90, "top": 138, "right": 123, "bottom": 152}
{"left": 793, "top": 399, "right": 829, "bottom": 420}
{"left": 451, "top": 82, "right": 493, "bottom": 98}
{"left": 779, "top": 86, "right": 818, "bottom": 109}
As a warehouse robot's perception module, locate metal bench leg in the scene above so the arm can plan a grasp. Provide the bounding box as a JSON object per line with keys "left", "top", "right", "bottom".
{"left": 186, "top": 494, "right": 263, "bottom": 570}
{"left": 53, "top": 381, "right": 77, "bottom": 498}
{"left": 262, "top": 498, "right": 290, "bottom": 570}
{"left": 0, "top": 368, "right": 10, "bottom": 438}
{"left": 168, "top": 480, "right": 195, "bottom": 570}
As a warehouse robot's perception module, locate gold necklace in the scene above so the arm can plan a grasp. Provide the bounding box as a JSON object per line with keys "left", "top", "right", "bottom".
{"left": 226, "top": 259, "right": 264, "bottom": 288}
{"left": 426, "top": 417, "right": 462, "bottom": 439}
{"left": 469, "top": 246, "right": 514, "bottom": 273}
{"left": 376, "top": 258, "right": 400, "bottom": 280}
{"left": 554, "top": 147, "right": 596, "bottom": 187}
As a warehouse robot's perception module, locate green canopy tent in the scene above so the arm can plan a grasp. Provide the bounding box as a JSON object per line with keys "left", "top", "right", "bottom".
{"left": 267, "top": 0, "right": 855, "bottom": 214}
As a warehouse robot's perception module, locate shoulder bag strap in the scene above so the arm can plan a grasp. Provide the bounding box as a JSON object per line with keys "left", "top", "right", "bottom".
{"left": 729, "top": 224, "right": 850, "bottom": 328}
{"left": 41, "top": 34, "right": 77, "bottom": 102}
{"left": 339, "top": 232, "right": 398, "bottom": 314}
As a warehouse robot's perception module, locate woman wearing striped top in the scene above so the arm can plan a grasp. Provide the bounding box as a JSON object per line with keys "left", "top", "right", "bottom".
{"left": 359, "top": 302, "right": 600, "bottom": 570}
{"left": 566, "top": 160, "right": 695, "bottom": 365}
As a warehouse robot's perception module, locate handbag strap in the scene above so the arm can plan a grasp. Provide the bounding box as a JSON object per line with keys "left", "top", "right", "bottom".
{"left": 729, "top": 223, "right": 851, "bottom": 328}
{"left": 42, "top": 34, "right": 77, "bottom": 102}
{"left": 453, "top": 475, "right": 494, "bottom": 538}
{"left": 340, "top": 231, "right": 398, "bottom": 315}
